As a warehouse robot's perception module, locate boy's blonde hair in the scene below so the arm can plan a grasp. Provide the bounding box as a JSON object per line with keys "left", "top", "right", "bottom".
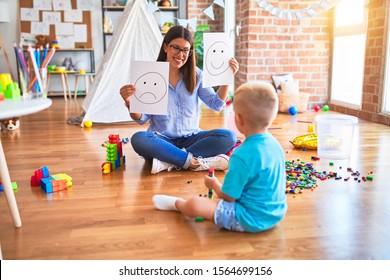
{"left": 233, "top": 82, "right": 278, "bottom": 130}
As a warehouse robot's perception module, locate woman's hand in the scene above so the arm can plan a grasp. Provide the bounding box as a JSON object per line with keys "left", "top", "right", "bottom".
{"left": 229, "top": 58, "right": 239, "bottom": 75}
{"left": 119, "top": 84, "right": 136, "bottom": 109}
{"left": 119, "top": 84, "right": 142, "bottom": 120}
{"left": 217, "top": 58, "right": 239, "bottom": 100}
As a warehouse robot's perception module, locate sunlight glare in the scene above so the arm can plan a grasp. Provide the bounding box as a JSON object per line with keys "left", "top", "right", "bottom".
{"left": 335, "top": 0, "right": 365, "bottom": 27}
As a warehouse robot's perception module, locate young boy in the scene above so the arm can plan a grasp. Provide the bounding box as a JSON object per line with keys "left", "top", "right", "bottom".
{"left": 153, "top": 82, "right": 287, "bottom": 233}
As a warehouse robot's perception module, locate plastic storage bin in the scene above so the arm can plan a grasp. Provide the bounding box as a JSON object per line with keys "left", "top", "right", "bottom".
{"left": 315, "top": 114, "right": 358, "bottom": 159}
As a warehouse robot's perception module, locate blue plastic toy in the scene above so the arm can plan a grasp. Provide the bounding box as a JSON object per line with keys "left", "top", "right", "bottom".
{"left": 288, "top": 106, "right": 298, "bottom": 115}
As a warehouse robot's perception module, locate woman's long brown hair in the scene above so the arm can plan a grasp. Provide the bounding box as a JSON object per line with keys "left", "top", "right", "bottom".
{"left": 156, "top": 26, "right": 197, "bottom": 94}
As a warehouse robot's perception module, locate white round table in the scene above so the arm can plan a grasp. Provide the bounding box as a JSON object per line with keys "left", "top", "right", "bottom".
{"left": 0, "top": 97, "right": 52, "bottom": 228}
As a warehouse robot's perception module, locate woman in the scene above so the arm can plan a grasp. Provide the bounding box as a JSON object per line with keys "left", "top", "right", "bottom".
{"left": 120, "top": 26, "right": 239, "bottom": 174}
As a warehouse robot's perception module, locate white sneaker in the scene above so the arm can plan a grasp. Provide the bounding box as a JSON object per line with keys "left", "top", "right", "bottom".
{"left": 192, "top": 154, "right": 230, "bottom": 172}
{"left": 151, "top": 158, "right": 176, "bottom": 174}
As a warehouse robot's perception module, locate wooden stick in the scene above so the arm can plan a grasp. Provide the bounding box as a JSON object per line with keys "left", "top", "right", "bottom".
{"left": 0, "top": 34, "right": 15, "bottom": 81}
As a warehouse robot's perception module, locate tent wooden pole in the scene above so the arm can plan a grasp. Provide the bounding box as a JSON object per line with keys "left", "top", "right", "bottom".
{"left": 0, "top": 33, "right": 15, "bottom": 81}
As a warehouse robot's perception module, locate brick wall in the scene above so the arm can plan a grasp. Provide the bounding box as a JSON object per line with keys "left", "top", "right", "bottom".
{"left": 234, "top": 0, "right": 332, "bottom": 108}
{"left": 330, "top": 0, "right": 390, "bottom": 125}
{"left": 188, "top": 0, "right": 331, "bottom": 108}
{"left": 187, "top": 0, "right": 390, "bottom": 125}
{"left": 187, "top": 0, "right": 224, "bottom": 32}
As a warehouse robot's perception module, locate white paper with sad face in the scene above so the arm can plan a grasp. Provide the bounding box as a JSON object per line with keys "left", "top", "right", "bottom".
{"left": 129, "top": 61, "right": 169, "bottom": 115}
{"left": 203, "top": 33, "right": 234, "bottom": 87}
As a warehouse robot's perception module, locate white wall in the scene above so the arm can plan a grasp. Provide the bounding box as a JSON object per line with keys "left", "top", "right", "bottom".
{"left": 0, "top": 0, "right": 104, "bottom": 86}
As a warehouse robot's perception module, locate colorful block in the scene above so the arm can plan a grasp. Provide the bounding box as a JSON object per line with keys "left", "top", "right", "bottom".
{"left": 101, "top": 134, "right": 126, "bottom": 174}
{"left": 5, "top": 82, "right": 21, "bottom": 99}
{"left": 40, "top": 173, "right": 72, "bottom": 193}
{"left": 0, "top": 181, "right": 18, "bottom": 191}
{"left": 31, "top": 166, "right": 50, "bottom": 186}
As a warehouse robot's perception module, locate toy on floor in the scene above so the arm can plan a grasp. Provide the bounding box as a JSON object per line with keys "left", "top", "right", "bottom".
{"left": 0, "top": 117, "right": 20, "bottom": 130}
{"left": 290, "top": 133, "right": 317, "bottom": 150}
{"left": 83, "top": 120, "right": 93, "bottom": 128}
{"left": 30, "top": 166, "right": 72, "bottom": 193}
{"left": 101, "top": 134, "right": 126, "bottom": 174}
{"left": 288, "top": 106, "right": 298, "bottom": 115}
{"left": 30, "top": 166, "right": 50, "bottom": 187}
{"left": 41, "top": 173, "right": 72, "bottom": 193}
{"left": 286, "top": 160, "right": 374, "bottom": 197}
{"left": 0, "top": 181, "right": 18, "bottom": 191}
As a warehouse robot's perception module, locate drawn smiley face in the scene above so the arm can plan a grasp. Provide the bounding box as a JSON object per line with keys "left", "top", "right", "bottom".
{"left": 205, "top": 41, "right": 231, "bottom": 76}
{"left": 134, "top": 72, "right": 167, "bottom": 104}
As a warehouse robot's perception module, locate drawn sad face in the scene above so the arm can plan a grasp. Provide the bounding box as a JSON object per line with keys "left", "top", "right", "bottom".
{"left": 134, "top": 72, "right": 167, "bottom": 104}
{"left": 205, "top": 41, "right": 231, "bottom": 76}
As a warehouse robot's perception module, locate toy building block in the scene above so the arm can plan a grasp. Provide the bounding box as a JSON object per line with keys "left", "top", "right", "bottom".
{"left": 0, "top": 73, "right": 12, "bottom": 90}
{"left": 106, "top": 143, "right": 118, "bottom": 161}
{"left": 195, "top": 168, "right": 215, "bottom": 222}
{"left": 0, "top": 81, "right": 4, "bottom": 101}
{"left": 208, "top": 168, "right": 214, "bottom": 199}
{"left": 51, "top": 179, "right": 68, "bottom": 192}
{"left": 102, "top": 162, "right": 112, "bottom": 174}
{"left": 366, "top": 175, "right": 374, "bottom": 181}
{"left": 0, "top": 78, "right": 4, "bottom": 92}
{"left": 40, "top": 177, "right": 53, "bottom": 193}
{"left": 5, "top": 82, "right": 21, "bottom": 99}
{"left": 31, "top": 166, "right": 50, "bottom": 186}
{"left": 52, "top": 173, "right": 72, "bottom": 187}
{"left": 40, "top": 173, "right": 72, "bottom": 193}
{"left": 101, "top": 134, "right": 126, "bottom": 174}
{"left": 0, "top": 181, "right": 18, "bottom": 191}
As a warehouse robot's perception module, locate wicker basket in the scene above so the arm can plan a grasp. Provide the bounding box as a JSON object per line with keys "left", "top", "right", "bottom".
{"left": 297, "top": 93, "right": 310, "bottom": 112}
{"left": 278, "top": 93, "right": 309, "bottom": 113}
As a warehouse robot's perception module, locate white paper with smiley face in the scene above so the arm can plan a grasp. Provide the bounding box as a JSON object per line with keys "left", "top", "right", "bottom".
{"left": 203, "top": 32, "right": 234, "bottom": 87}
{"left": 129, "top": 61, "right": 169, "bottom": 115}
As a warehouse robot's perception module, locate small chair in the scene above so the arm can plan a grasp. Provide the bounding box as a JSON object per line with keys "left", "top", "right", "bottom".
{"left": 74, "top": 72, "right": 95, "bottom": 99}
{"left": 46, "top": 72, "right": 72, "bottom": 101}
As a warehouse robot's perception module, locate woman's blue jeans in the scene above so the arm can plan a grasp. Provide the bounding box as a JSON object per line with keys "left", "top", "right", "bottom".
{"left": 131, "top": 129, "right": 237, "bottom": 169}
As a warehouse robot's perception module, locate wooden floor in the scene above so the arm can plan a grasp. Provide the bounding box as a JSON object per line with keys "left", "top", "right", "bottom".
{"left": 1, "top": 96, "right": 390, "bottom": 260}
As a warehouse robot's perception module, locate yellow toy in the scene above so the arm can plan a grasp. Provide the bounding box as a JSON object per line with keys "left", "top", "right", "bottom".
{"left": 84, "top": 120, "right": 93, "bottom": 128}
{"left": 290, "top": 133, "right": 317, "bottom": 150}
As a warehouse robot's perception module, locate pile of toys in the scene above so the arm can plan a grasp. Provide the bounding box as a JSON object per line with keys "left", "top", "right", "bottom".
{"left": 30, "top": 166, "right": 72, "bottom": 193}
{"left": 0, "top": 73, "right": 21, "bottom": 100}
{"left": 1, "top": 73, "right": 21, "bottom": 130}
{"left": 101, "top": 134, "right": 126, "bottom": 174}
{"left": 285, "top": 159, "right": 374, "bottom": 196}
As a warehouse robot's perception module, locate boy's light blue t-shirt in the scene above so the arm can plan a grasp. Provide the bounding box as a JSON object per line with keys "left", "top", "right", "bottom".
{"left": 222, "top": 133, "right": 287, "bottom": 233}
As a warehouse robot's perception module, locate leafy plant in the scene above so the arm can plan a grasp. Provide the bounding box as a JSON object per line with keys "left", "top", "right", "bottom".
{"left": 194, "top": 24, "right": 210, "bottom": 69}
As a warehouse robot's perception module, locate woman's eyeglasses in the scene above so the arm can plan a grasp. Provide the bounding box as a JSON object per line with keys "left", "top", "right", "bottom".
{"left": 167, "top": 44, "right": 192, "bottom": 56}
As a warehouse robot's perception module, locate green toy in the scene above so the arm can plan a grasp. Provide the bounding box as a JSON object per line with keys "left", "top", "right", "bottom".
{"left": 5, "top": 82, "right": 21, "bottom": 99}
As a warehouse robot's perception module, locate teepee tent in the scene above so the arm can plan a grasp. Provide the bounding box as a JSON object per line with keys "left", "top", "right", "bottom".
{"left": 81, "top": 0, "right": 163, "bottom": 125}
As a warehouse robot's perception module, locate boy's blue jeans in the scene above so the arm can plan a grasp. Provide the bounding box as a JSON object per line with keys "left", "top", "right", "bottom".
{"left": 131, "top": 129, "right": 237, "bottom": 169}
